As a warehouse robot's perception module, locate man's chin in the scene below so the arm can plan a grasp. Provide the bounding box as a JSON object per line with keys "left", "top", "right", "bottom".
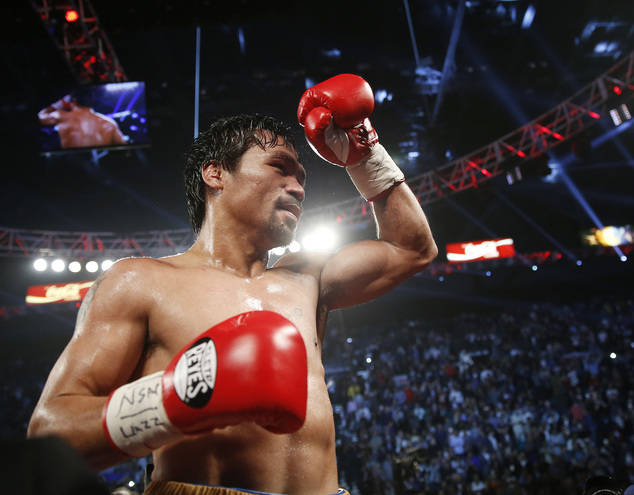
{"left": 268, "top": 225, "right": 296, "bottom": 250}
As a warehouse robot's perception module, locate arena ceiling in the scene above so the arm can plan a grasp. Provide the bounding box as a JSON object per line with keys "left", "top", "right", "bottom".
{"left": 1, "top": 0, "right": 634, "bottom": 321}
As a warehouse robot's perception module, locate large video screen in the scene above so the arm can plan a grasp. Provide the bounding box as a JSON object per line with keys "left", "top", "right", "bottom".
{"left": 37, "top": 81, "right": 150, "bottom": 154}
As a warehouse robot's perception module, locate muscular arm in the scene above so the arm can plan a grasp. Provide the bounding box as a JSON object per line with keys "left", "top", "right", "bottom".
{"left": 38, "top": 97, "right": 70, "bottom": 126}
{"left": 38, "top": 106, "right": 61, "bottom": 126}
{"left": 296, "top": 74, "right": 437, "bottom": 311}
{"left": 27, "top": 259, "right": 151, "bottom": 470}
{"left": 320, "top": 181, "right": 437, "bottom": 310}
{"left": 109, "top": 123, "right": 127, "bottom": 145}
{"left": 98, "top": 114, "right": 127, "bottom": 145}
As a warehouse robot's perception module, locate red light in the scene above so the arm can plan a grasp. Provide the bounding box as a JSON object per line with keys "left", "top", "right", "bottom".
{"left": 588, "top": 111, "right": 600, "bottom": 119}
{"left": 613, "top": 86, "right": 622, "bottom": 95}
{"left": 336, "top": 216, "right": 342, "bottom": 223}
{"left": 65, "top": 9, "right": 79, "bottom": 22}
{"left": 517, "top": 150, "right": 526, "bottom": 158}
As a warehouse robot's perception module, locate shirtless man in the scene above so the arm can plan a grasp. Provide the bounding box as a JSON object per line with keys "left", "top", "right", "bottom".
{"left": 27, "top": 74, "right": 437, "bottom": 495}
{"left": 38, "top": 93, "right": 127, "bottom": 149}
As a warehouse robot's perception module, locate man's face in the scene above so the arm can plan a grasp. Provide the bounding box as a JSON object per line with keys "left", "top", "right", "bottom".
{"left": 221, "top": 139, "right": 306, "bottom": 249}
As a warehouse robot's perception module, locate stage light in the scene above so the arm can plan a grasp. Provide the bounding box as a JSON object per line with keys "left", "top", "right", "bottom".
{"left": 609, "top": 103, "right": 633, "bottom": 126}
{"left": 288, "top": 240, "right": 301, "bottom": 253}
{"left": 34, "top": 258, "right": 47, "bottom": 271}
{"left": 610, "top": 109, "right": 623, "bottom": 126}
{"left": 375, "top": 89, "right": 392, "bottom": 104}
{"left": 101, "top": 260, "right": 114, "bottom": 271}
{"left": 301, "top": 226, "right": 338, "bottom": 251}
{"left": 65, "top": 9, "right": 79, "bottom": 22}
{"left": 69, "top": 261, "right": 82, "bottom": 273}
{"left": 521, "top": 4, "right": 535, "bottom": 29}
{"left": 271, "top": 247, "right": 286, "bottom": 256}
{"left": 51, "top": 259, "right": 65, "bottom": 272}
{"left": 86, "top": 261, "right": 99, "bottom": 273}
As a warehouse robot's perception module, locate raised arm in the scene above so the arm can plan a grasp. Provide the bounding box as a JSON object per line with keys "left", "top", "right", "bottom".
{"left": 319, "top": 177, "right": 436, "bottom": 310}
{"left": 38, "top": 95, "right": 71, "bottom": 126}
{"left": 27, "top": 258, "right": 151, "bottom": 470}
{"left": 297, "top": 74, "right": 438, "bottom": 310}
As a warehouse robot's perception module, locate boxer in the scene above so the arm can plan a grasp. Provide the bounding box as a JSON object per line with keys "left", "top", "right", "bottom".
{"left": 28, "top": 74, "right": 437, "bottom": 494}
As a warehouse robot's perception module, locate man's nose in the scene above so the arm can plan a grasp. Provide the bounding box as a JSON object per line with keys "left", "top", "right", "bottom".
{"left": 287, "top": 179, "right": 305, "bottom": 203}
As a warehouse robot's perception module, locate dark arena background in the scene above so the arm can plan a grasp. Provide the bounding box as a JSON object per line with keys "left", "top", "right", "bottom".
{"left": 1, "top": 1, "right": 634, "bottom": 494}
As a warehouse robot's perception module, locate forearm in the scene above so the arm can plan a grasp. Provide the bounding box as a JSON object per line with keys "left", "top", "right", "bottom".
{"left": 38, "top": 107, "right": 59, "bottom": 126}
{"left": 27, "top": 395, "right": 127, "bottom": 471}
{"left": 372, "top": 181, "right": 438, "bottom": 269}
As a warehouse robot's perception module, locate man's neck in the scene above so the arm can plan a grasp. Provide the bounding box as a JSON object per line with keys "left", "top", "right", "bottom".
{"left": 188, "top": 224, "right": 270, "bottom": 279}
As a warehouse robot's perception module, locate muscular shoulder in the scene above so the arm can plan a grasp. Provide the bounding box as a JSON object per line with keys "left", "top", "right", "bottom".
{"left": 102, "top": 256, "right": 167, "bottom": 286}
{"left": 271, "top": 250, "right": 333, "bottom": 274}
{"left": 77, "top": 257, "right": 172, "bottom": 323}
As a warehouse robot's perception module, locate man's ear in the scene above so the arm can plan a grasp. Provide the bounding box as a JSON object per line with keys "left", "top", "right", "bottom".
{"left": 202, "top": 160, "right": 223, "bottom": 191}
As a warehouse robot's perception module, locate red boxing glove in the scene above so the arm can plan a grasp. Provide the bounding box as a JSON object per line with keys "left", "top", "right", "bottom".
{"left": 102, "top": 311, "right": 307, "bottom": 458}
{"left": 297, "top": 74, "right": 378, "bottom": 167}
{"left": 298, "top": 74, "right": 405, "bottom": 201}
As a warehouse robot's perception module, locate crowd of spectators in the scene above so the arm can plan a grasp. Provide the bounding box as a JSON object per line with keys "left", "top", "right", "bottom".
{"left": 324, "top": 293, "right": 634, "bottom": 494}
{"left": 2, "top": 291, "right": 633, "bottom": 494}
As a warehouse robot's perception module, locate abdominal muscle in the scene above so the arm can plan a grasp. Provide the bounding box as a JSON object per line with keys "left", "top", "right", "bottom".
{"left": 150, "top": 370, "right": 339, "bottom": 495}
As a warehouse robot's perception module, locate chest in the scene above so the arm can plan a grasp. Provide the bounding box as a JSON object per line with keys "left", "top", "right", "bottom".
{"left": 147, "top": 268, "right": 321, "bottom": 355}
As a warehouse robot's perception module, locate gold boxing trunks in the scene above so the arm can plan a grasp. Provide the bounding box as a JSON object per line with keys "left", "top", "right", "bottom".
{"left": 144, "top": 481, "right": 350, "bottom": 495}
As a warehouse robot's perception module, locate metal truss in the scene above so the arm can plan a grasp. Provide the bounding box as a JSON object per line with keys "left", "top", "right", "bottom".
{"left": 2, "top": 53, "right": 633, "bottom": 259}
{"left": 31, "top": 0, "right": 126, "bottom": 83}
{"left": 1, "top": 243, "right": 630, "bottom": 321}
{"left": 0, "top": 228, "right": 194, "bottom": 259}
{"left": 302, "top": 50, "right": 634, "bottom": 227}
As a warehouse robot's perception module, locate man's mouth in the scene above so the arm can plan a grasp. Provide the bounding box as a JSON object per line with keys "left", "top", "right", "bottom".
{"left": 279, "top": 202, "right": 302, "bottom": 220}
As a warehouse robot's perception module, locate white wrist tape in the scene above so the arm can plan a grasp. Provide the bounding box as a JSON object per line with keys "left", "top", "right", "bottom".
{"left": 347, "top": 144, "right": 405, "bottom": 201}
{"left": 103, "top": 371, "right": 183, "bottom": 458}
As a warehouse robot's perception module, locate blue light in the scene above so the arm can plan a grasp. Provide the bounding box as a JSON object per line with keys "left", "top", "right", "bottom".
{"left": 375, "top": 89, "right": 388, "bottom": 104}
{"left": 522, "top": 5, "right": 536, "bottom": 29}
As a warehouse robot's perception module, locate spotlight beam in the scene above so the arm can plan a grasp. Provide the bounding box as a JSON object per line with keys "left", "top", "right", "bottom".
{"left": 431, "top": 0, "right": 467, "bottom": 127}
{"left": 557, "top": 166, "right": 625, "bottom": 259}
{"left": 492, "top": 189, "right": 576, "bottom": 260}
